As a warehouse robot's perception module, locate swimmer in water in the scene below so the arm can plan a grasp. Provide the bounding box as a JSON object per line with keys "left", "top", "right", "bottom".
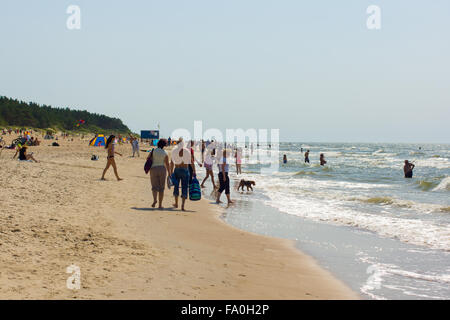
{"left": 403, "top": 160, "right": 415, "bottom": 178}
{"left": 283, "top": 154, "right": 287, "bottom": 164}
{"left": 304, "top": 150, "right": 310, "bottom": 163}
{"left": 320, "top": 153, "right": 327, "bottom": 166}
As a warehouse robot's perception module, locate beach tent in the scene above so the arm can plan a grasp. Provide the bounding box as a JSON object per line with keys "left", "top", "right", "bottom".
{"left": 89, "top": 134, "right": 106, "bottom": 147}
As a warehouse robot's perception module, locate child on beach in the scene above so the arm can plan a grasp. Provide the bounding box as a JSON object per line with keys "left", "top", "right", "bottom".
{"left": 101, "top": 135, "right": 123, "bottom": 181}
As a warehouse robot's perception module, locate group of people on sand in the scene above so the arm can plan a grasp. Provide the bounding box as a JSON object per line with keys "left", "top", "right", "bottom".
{"left": 100, "top": 136, "right": 235, "bottom": 211}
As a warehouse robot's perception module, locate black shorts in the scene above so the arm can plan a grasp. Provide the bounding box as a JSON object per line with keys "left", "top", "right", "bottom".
{"left": 218, "top": 172, "right": 230, "bottom": 195}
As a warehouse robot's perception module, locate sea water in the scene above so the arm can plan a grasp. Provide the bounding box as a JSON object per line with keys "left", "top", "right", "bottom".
{"left": 199, "top": 142, "right": 450, "bottom": 299}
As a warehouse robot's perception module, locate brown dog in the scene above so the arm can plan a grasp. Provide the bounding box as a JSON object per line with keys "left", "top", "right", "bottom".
{"left": 238, "top": 179, "right": 255, "bottom": 191}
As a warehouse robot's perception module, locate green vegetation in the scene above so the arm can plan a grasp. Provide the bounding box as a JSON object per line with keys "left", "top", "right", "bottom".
{"left": 0, "top": 96, "right": 131, "bottom": 134}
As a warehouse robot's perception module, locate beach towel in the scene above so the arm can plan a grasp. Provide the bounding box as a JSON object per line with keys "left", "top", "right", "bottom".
{"left": 189, "top": 176, "right": 201, "bottom": 201}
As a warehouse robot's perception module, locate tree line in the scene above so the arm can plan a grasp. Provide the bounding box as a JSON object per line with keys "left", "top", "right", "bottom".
{"left": 0, "top": 96, "right": 131, "bottom": 134}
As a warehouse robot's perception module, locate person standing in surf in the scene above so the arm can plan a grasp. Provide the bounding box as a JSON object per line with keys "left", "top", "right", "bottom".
{"left": 304, "top": 150, "right": 310, "bottom": 163}
{"left": 404, "top": 160, "right": 415, "bottom": 178}
{"left": 320, "top": 153, "right": 327, "bottom": 166}
{"left": 101, "top": 135, "right": 123, "bottom": 181}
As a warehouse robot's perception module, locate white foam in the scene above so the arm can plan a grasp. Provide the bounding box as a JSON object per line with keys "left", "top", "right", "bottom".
{"left": 433, "top": 177, "right": 450, "bottom": 192}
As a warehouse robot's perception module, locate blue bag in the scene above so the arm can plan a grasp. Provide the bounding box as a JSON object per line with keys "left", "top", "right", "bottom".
{"left": 189, "top": 176, "right": 202, "bottom": 201}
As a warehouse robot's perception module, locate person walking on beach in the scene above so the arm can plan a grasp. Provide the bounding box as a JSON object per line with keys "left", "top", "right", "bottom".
{"left": 170, "top": 138, "right": 195, "bottom": 211}
{"left": 320, "top": 153, "right": 327, "bottom": 166}
{"left": 201, "top": 140, "right": 206, "bottom": 163}
{"left": 150, "top": 139, "right": 170, "bottom": 208}
{"left": 235, "top": 148, "right": 242, "bottom": 175}
{"left": 201, "top": 144, "right": 216, "bottom": 189}
{"left": 101, "top": 135, "right": 123, "bottom": 181}
{"left": 216, "top": 149, "right": 234, "bottom": 206}
{"left": 189, "top": 140, "right": 202, "bottom": 184}
{"left": 404, "top": 160, "right": 415, "bottom": 178}
{"left": 304, "top": 150, "right": 310, "bottom": 163}
{"left": 131, "top": 137, "right": 140, "bottom": 157}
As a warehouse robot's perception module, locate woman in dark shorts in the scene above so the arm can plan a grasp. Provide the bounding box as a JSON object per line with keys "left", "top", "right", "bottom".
{"left": 216, "top": 149, "right": 234, "bottom": 205}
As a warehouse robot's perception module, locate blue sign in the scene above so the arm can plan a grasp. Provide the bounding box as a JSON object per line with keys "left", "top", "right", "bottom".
{"left": 141, "top": 130, "right": 159, "bottom": 139}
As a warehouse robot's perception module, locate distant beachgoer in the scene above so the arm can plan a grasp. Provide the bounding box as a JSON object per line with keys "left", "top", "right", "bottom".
{"left": 13, "top": 146, "right": 38, "bottom": 162}
{"left": 150, "top": 139, "right": 170, "bottom": 208}
{"left": 201, "top": 146, "right": 216, "bottom": 189}
{"left": 101, "top": 135, "right": 123, "bottom": 181}
{"left": 283, "top": 154, "right": 287, "bottom": 164}
{"left": 170, "top": 138, "right": 194, "bottom": 211}
{"left": 131, "top": 137, "right": 140, "bottom": 157}
{"left": 216, "top": 149, "right": 234, "bottom": 205}
{"left": 168, "top": 137, "right": 172, "bottom": 146}
{"left": 201, "top": 140, "right": 206, "bottom": 163}
{"left": 404, "top": 160, "right": 415, "bottom": 178}
{"left": 189, "top": 140, "right": 202, "bottom": 184}
{"left": 320, "top": 153, "right": 327, "bottom": 166}
{"left": 305, "top": 150, "right": 310, "bottom": 163}
{"left": 235, "top": 148, "right": 242, "bottom": 175}
{"left": 300, "top": 148, "right": 303, "bottom": 153}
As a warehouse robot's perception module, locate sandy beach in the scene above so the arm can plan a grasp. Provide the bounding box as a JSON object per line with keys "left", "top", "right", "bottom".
{"left": 0, "top": 135, "right": 358, "bottom": 299}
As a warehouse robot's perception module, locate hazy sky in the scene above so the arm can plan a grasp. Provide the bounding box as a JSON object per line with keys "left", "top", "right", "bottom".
{"left": 0, "top": 0, "right": 449, "bottom": 142}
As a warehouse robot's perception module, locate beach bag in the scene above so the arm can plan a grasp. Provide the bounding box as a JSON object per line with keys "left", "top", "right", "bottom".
{"left": 144, "top": 149, "right": 154, "bottom": 174}
{"left": 167, "top": 173, "right": 175, "bottom": 189}
{"left": 189, "top": 176, "right": 202, "bottom": 201}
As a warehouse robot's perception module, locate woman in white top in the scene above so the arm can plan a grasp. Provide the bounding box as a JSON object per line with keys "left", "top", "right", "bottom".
{"left": 149, "top": 139, "right": 170, "bottom": 208}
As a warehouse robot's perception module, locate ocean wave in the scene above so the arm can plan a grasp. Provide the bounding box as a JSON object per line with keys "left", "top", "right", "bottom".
{"left": 359, "top": 255, "right": 450, "bottom": 299}
{"left": 415, "top": 180, "right": 438, "bottom": 191}
{"left": 293, "top": 170, "right": 317, "bottom": 176}
{"left": 432, "top": 177, "right": 450, "bottom": 192}
{"left": 258, "top": 189, "right": 450, "bottom": 250}
{"left": 410, "top": 151, "right": 425, "bottom": 156}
